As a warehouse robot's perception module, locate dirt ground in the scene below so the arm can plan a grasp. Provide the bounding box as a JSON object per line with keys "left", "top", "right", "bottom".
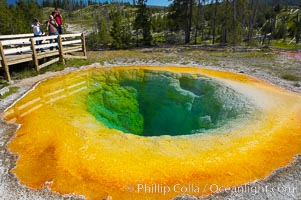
{"left": 0, "top": 48, "right": 300, "bottom": 200}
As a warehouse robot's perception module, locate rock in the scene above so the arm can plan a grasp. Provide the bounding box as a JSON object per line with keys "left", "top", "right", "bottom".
{"left": 198, "top": 115, "right": 212, "bottom": 128}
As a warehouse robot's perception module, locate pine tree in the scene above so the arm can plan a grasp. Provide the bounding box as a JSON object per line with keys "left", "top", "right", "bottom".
{"left": 98, "top": 17, "right": 111, "bottom": 46}
{"left": 247, "top": 0, "right": 259, "bottom": 44}
{"left": 211, "top": 0, "right": 218, "bottom": 44}
{"left": 0, "top": 0, "right": 11, "bottom": 34}
{"left": 110, "top": 11, "right": 123, "bottom": 49}
{"left": 13, "top": 0, "right": 42, "bottom": 33}
{"left": 134, "top": 0, "right": 152, "bottom": 46}
{"left": 121, "top": 18, "right": 132, "bottom": 47}
{"left": 169, "top": 0, "right": 194, "bottom": 44}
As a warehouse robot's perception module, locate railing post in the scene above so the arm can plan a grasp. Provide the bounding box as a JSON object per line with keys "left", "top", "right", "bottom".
{"left": 0, "top": 41, "right": 11, "bottom": 82}
{"left": 81, "top": 33, "right": 87, "bottom": 57}
{"left": 58, "top": 35, "right": 65, "bottom": 65}
{"left": 30, "top": 38, "right": 39, "bottom": 71}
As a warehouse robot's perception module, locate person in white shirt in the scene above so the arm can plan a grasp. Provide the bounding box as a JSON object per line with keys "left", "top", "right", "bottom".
{"left": 31, "top": 18, "right": 45, "bottom": 52}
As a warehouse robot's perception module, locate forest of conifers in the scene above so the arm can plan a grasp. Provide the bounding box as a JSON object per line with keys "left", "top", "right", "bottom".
{"left": 0, "top": 0, "right": 300, "bottom": 49}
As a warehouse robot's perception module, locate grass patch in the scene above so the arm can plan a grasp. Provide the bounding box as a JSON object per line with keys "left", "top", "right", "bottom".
{"left": 0, "top": 86, "right": 19, "bottom": 99}
{"left": 271, "top": 40, "right": 301, "bottom": 50}
{"left": 11, "top": 66, "right": 38, "bottom": 80}
{"left": 39, "top": 62, "right": 66, "bottom": 74}
{"left": 65, "top": 59, "right": 93, "bottom": 67}
{"left": 0, "top": 78, "right": 8, "bottom": 89}
{"left": 280, "top": 73, "right": 300, "bottom": 81}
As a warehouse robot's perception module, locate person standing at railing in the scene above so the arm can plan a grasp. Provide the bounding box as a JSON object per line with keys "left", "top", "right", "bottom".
{"left": 31, "top": 18, "right": 45, "bottom": 52}
{"left": 46, "top": 15, "right": 59, "bottom": 50}
{"left": 53, "top": 8, "right": 63, "bottom": 34}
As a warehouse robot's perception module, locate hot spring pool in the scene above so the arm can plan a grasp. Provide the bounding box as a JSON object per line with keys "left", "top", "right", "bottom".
{"left": 3, "top": 66, "right": 301, "bottom": 200}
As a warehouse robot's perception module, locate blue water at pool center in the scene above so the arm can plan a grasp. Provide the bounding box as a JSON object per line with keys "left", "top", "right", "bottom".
{"left": 87, "top": 70, "right": 252, "bottom": 136}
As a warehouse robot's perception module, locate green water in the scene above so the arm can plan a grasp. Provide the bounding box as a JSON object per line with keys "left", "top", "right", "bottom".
{"left": 87, "top": 70, "right": 250, "bottom": 136}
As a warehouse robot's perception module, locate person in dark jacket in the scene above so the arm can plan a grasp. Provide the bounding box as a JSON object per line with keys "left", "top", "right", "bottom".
{"left": 52, "top": 8, "right": 63, "bottom": 34}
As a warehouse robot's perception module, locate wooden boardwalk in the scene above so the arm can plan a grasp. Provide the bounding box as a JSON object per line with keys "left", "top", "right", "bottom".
{"left": 0, "top": 33, "right": 87, "bottom": 82}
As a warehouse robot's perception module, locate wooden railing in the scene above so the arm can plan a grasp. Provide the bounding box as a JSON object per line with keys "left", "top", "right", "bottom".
{"left": 0, "top": 33, "right": 87, "bottom": 82}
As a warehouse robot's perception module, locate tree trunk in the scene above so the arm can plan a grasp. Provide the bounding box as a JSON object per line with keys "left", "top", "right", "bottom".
{"left": 296, "top": 12, "right": 300, "bottom": 44}
{"left": 185, "top": 0, "right": 193, "bottom": 44}
{"left": 232, "top": 0, "right": 236, "bottom": 45}
{"left": 200, "top": 0, "right": 205, "bottom": 40}
{"left": 221, "top": 0, "right": 230, "bottom": 44}
{"left": 194, "top": 0, "right": 201, "bottom": 44}
{"left": 247, "top": 0, "right": 259, "bottom": 43}
{"left": 212, "top": 0, "right": 218, "bottom": 44}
